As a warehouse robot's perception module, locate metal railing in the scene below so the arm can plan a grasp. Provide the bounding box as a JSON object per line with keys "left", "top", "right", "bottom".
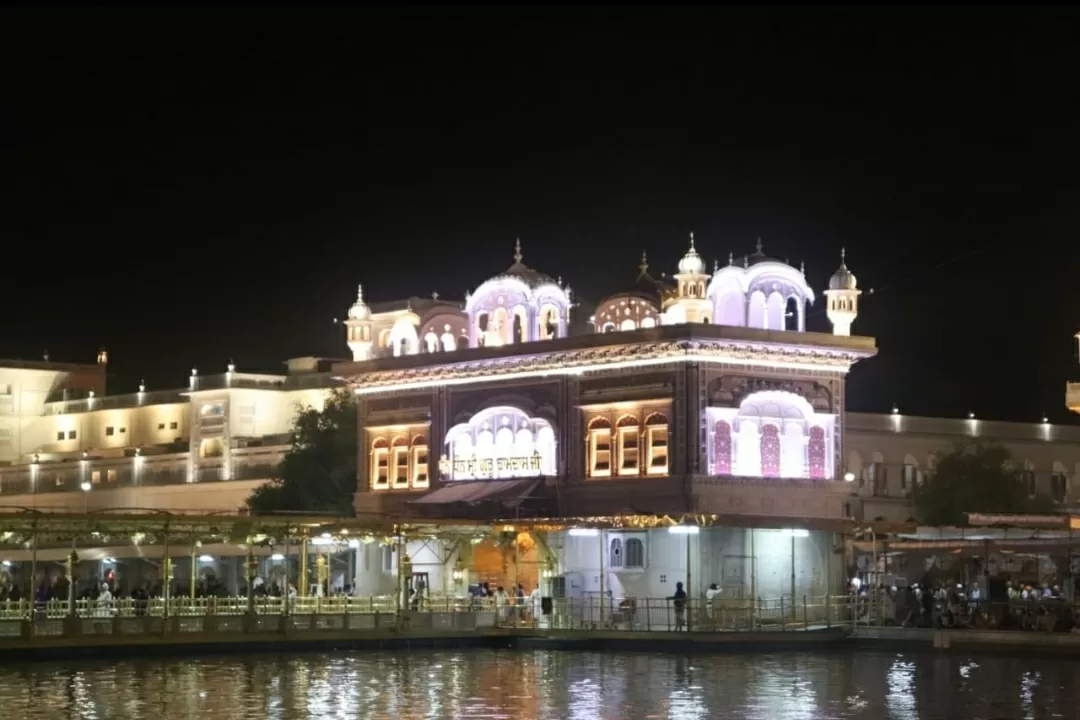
{"left": 0, "top": 594, "right": 857, "bottom": 635}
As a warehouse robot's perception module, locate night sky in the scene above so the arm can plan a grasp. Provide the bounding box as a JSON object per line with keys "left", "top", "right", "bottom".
{"left": 6, "top": 8, "right": 1079, "bottom": 422}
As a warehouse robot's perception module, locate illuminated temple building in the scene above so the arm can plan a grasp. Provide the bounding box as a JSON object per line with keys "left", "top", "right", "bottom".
{"left": 0, "top": 237, "right": 1078, "bottom": 601}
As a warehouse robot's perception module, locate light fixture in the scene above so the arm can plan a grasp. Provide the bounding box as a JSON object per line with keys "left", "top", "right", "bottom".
{"left": 568, "top": 528, "right": 599, "bottom": 537}
{"left": 968, "top": 411, "right": 975, "bottom": 419}
{"left": 891, "top": 404, "right": 899, "bottom": 415}
{"left": 781, "top": 529, "right": 810, "bottom": 538}
{"left": 541, "top": 558, "right": 556, "bottom": 579}
{"left": 198, "top": 555, "right": 214, "bottom": 562}
{"left": 347, "top": 538, "right": 360, "bottom": 549}
{"left": 451, "top": 561, "right": 465, "bottom": 582}
{"left": 668, "top": 525, "right": 700, "bottom": 535}
{"left": 353, "top": 351, "right": 859, "bottom": 395}
{"left": 270, "top": 553, "right": 285, "bottom": 561}
{"left": 1, "top": 561, "right": 11, "bottom": 567}
{"left": 103, "top": 557, "right": 115, "bottom": 564}
{"left": 311, "top": 537, "right": 335, "bottom": 546}
{"left": 844, "top": 471, "right": 855, "bottom": 482}
{"left": 1042, "top": 416, "right": 1050, "bottom": 424}
{"left": 79, "top": 481, "right": 91, "bottom": 492}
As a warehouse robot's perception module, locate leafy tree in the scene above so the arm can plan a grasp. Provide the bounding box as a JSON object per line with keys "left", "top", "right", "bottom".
{"left": 912, "top": 440, "right": 1055, "bottom": 526}
{"left": 246, "top": 389, "right": 357, "bottom": 516}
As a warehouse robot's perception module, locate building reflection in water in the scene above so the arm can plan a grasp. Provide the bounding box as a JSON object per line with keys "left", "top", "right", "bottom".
{"left": 8, "top": 649, "right": 1080, "bottom": 719}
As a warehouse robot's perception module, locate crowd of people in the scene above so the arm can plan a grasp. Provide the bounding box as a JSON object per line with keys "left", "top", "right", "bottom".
{"left": 852, "top": 578, "right": 1079, "bottom": 632}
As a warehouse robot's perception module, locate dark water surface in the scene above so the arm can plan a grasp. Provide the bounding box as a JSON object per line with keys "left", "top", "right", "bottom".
{"left": 2, "top": 649, "right": 1078, "bottom": 719}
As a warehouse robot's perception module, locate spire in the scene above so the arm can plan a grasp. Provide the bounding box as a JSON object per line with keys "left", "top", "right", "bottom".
{"left": 728, "top": 252, "right": 734, "bottom": 266}
{"left": 713, "top": 258, "right": 719, "bottom": 274}
{"left": 356, "top": 284, "right": 364, "bottom": 302}
{"left": 840, "top": 247, "right": 847, "bottom": 267}
{"left": 513, "top": 237, "right": 523, "bottom": 264}
{"left": 755, "top": 237, "right": 764, "bottom": 254}
{"left": 689, "top": 231, "right": 696, "bottom": 250}
{"left": 639, "top": 250, "right": 649, "bottom": 276}
{"left": 800, "top": 260, "right": 806, "bottom": 275}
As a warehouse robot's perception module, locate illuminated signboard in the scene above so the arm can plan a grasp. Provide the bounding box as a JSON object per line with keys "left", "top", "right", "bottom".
{"left": 439, "top": 452, "right": 543, "bottom": 480}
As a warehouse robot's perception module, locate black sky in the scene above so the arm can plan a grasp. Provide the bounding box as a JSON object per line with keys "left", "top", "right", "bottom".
{"left": 5, "top": 7, "right": 1079, "bottom": 422}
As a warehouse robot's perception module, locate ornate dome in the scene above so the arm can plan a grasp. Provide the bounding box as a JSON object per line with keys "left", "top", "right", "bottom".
{"left": 677, "top": 233, "right": 706, "bottom": 275}
{"left": 347, "top": 284, "right": 370, "bottom": 320}
{"left": 492, "top": 238, "right": 559, "bottom": 289}
{"left": 828, "top": 249, "right": 858, "bottom": 291}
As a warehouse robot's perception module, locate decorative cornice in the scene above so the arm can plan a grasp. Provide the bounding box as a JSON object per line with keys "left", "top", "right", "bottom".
{"left": 348, "top": 339, "right": 874, "bottom": 394}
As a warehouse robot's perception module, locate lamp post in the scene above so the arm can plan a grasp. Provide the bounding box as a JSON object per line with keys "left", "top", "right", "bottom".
{"left": 80, "top": 480, "right": 91, "bottom": 513}
{"left": 451, "top": 560, "right": 465, "bottom": 597}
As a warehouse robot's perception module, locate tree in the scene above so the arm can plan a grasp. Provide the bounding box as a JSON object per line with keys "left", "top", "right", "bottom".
{"left": 912, "top": 440, "right": 1055, "bottom": 526}
{"left": 246, "top": 389, "right": 357, "bottom": 516}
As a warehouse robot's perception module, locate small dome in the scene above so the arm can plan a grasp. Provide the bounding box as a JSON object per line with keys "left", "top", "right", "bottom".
{"left": 347, "top": 284, "right": 370, "bottom": 319}
{"left": 828, "top": 249, "right": 858, "bottom": 290}
{"left": 677, "top": 232, "right": 706, "bottom": 275}
{"left": 493, "top": 238, "right": 559, "bottom": 288}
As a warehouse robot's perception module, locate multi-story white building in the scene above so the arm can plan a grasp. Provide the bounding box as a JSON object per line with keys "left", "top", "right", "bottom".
{"left": 0, "top": 356, "right": 341, "bottom": 513}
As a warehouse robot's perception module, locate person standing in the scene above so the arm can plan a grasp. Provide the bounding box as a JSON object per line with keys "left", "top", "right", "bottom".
{"left": 669, "top": 582, "right": 687, "bottom": 631}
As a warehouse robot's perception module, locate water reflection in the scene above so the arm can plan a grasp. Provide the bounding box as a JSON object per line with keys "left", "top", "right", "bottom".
{"left": 2, "top": 650, "right": 1080, "bottom": 719}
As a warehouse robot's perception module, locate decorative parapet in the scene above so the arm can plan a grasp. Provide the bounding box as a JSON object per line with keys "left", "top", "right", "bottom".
{"left": 347, "top": 338, "right": 875, "bottom": 395}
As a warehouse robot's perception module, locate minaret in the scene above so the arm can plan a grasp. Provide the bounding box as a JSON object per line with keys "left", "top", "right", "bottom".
{"left": 825, "top": 248, "right": 861, "bottom": 336}
{"left": 668, "top": 232, "right": 712, "bottom": 323}
{"left": 345, "top": 284, "right": 374, "bottom": 361}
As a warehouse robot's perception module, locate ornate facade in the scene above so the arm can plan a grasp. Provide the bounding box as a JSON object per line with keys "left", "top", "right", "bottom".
{"left": 340, "top": 237, "right": 875, "bottom": 527}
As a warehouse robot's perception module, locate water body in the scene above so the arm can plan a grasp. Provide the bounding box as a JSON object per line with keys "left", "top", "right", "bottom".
{"left": 2, "top": 649, "right": 1078, "bottom": 719}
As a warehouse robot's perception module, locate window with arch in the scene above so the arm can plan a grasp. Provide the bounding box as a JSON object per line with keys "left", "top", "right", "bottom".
{"left": 624, "top": 537, "right": 645, "bottom": 569}
{"left": 411, "top": 435, "right": 429, "bottom": 488}
{"left": 1051, "top": 473, "right": 1068, "bottom": 503}
{"left": 584, "top": 406, "right": 671, "bottom": 478}
{"left": 609, "top": 536, "right": 624, "bottom": 568}
{"left": 601, "top": 321, "right": 616, "bottom": 333}
{"left": 616, "top": 415, "right": 640, "bottom": 475}
{"left": 391, "top": 436, "right": 410, "bottom": 487}
{"left": 1021, "top": 470, "right": 1036, "bottom": 498}
{"left": 644, "top": 412, "right": 668, "bottom": 475}
{"left": 587, "top": 417, "right": 612, "bottom": 477}
{"left": 443, "top": 406, "right": 556, "bottom": 479}
{"left": 369, "top": 430, "right": 430, "bottom": 491}
{"left": 371, "top": 437, "right": 390, "bottom": 488}
{"left": 901, "top": 463, "right": 920, "bottom": 494}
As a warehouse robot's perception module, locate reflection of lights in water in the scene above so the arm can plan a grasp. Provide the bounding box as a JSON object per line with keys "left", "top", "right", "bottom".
{"left": 1020, "top": 670, "right": 1041, "bottom": 720}
{"left": 568, "top": 678, "right": 602, "bottom": 720}
{"left": 958, "top": 661, "right": 979, "bottom": 679}
{"left": 746, "top": 665, "right": 817, "bottom": 720}
{"left": 71, "top": 672, "right": 99, "bottom": 720}
{"left": 885, "top": 659, "right": 916, "bottom": 720}
{"left": 667, "top": 686, "right": 709, "bottom": 719}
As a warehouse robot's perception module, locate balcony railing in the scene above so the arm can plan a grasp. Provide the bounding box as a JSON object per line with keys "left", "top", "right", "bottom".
{"left": 0, "top": 459, "right": 281, "bottom": 495}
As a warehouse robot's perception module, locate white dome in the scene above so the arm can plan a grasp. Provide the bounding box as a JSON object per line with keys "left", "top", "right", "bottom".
{"left": 678, "top": 233, "right": 706, "bottom": 275}
{"left": 828, "top": 250, "right": 858, "bottom": 291}
{"left": 347, "top": 284, "right": 370, "bottom": 320}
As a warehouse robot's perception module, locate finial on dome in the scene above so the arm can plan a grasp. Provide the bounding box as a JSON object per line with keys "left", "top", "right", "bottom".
{"left": 713, "top": 258, "right": 719, "bottom": 274}
{"left": 513, "top": 237, "right": 523, "bottom": 264}
{"left": 840, "top": 247, "right": 847, "bottom": 266}
{"left": 432, "top": 290, "right": 439, "bottom": 301}
{"left": 728, "top": 252, "right": 734, "bottom": 266}
{"left": 756, "top": 237, "right": 764, "bottom": 254}
{"left": 639, "top": 250, "right": 648, "bottom": 275}
{"left": 800, "top": 260, "right": 806, "bottom": 274}
{"left": 689, "top": 231, "right": 696, "bottom": 250}
{"left": 743, "top": 254, "right": 749, "bottom": 269}
{"left": 356, "top": 284, "right": 364, "bottom": 302}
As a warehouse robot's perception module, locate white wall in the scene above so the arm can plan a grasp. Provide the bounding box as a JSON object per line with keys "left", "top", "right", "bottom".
{"left": 555, "top": 527, "right": 837, "bottom": 602}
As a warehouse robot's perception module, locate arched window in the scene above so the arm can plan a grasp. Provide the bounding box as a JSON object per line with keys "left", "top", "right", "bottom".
{"left": 443, "top": 406, "right": 556, "bottom": 480}
{"left": 644, "top": 413, "right": 668, "bottom": 475}
{"left": 424, "top": 332, "right": 439, "bottom": 353}
{"left": 587, "top": 417, "right": 612, "bottom": 478}
{"left": 616, "top": 416, "right": 640, "bottom": 476}
{"left": 713, "top": 420, "right": 732, "bottom": 475}
{"left": 601, "top": 321, "right": 616, "bottom": 333}
{"left": 785, "top": 297, "right": 800, "bottom": 331}
{"left": 609, "top": 537, "right": 624, "bottom": 568}
{"left": 641, "top": 316, "right": 656, "bottom": 329}
{"left": 512, "top": 312, "right": 524, "bottom": 343}
{"left": 808, "top": 426, "right": 827, "bottom": 479}
{"left": 624, "top": 537, "right": 645, "bottom": 569}
{"left": 619, "top": 318, "right": 636, "bottom": 331}
{"left": 411, "top": 434, "right": 429, "bottom": 488}
{"left": 391, "top": 436, "right": 409, "bottom": 487}
{"left": 539, "top": 304, "right": 560, "bottom": 340}
{"left": 371, "top": 437, "right": 389, "bottom": 488}
{"left": 440, "top": 332, "right": 456, "bottom": 352}
{"left": 760, "top": 425, "right": 781, "bottom": 477}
